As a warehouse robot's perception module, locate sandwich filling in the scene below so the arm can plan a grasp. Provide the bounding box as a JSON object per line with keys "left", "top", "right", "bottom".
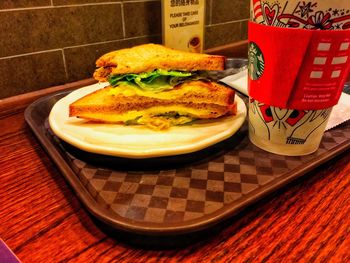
{"left": 108, "top": 69, "right": 207, "bottom": 92}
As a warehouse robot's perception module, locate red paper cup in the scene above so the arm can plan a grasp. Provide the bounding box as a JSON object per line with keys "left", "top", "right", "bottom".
{"left": 248, "top": 0, "right": 350, "bottom": 155}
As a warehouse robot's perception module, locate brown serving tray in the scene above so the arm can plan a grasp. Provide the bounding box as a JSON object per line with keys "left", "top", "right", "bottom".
{"left": 24, "top": 91, "right": 350, "bottom": 237}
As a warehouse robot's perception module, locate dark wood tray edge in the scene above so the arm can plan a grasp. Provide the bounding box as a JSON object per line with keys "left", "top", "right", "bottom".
{"left": 24, "top": 91, "right": 350, "bottom": 236}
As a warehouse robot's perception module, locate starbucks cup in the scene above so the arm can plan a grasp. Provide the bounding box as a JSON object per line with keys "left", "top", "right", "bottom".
{"left": 248, "top": 0, "right": 350, "bottom": 155}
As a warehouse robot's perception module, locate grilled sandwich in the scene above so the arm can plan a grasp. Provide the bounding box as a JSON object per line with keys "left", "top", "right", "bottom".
{"left": 69, "top": 44, "right": 236, "bottom": 130}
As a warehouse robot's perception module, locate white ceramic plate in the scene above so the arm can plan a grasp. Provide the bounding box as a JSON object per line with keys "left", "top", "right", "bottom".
{"left": 49, "top": 83, "right": 247, "bottom": 159}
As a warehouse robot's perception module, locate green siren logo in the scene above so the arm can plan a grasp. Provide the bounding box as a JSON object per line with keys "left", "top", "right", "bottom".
{"left": 248, "top": 42, "right": 265, "bottom": 80}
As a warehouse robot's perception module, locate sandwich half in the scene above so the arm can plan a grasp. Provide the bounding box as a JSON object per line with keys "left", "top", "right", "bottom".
{"left": 69, "top": 44, "right": 236, "bottom": 130}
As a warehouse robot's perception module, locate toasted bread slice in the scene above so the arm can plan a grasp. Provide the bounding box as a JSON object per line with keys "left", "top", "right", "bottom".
{"left": 69, "top": 81, "right": 236, "bottom": 127}
{"left": 93, "top": 44, "right": 225, "bottom": 81}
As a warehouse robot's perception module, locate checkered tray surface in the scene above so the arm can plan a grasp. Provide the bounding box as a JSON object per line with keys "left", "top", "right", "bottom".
{"left": 43, "top": 117, "right": 350, "bottom": 232}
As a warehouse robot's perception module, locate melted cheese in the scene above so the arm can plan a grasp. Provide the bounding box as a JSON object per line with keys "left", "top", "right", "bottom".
{"left": 137, "top": 115, "right": 194, "bottom": 130}
{"left": 77, "top": 105, "right": 217, "bottom": 130}
{"left": 80, "top": 105, "right": 213, "bottom": 121}
{"left": 108, "top": 82, "right": 205, "bottom": 100}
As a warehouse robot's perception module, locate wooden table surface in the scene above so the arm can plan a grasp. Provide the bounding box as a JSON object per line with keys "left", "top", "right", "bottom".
{"left": 1, "top": 82, "right": 350, "bottom": 263}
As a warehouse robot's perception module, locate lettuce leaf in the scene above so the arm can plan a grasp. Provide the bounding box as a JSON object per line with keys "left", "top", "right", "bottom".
{"left": 108, "top": 69, "right": 208, "bottom": 92}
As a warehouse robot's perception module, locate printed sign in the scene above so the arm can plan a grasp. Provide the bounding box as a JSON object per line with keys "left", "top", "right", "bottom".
{"left": 162, "top": 0, "right": 205, "bottom": 53}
